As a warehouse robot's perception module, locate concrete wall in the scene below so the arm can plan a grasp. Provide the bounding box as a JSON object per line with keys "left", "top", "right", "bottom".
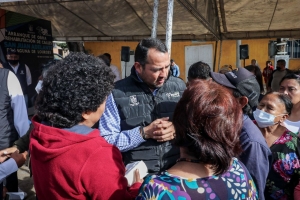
{"left": 85, "top": 39, "right": 300, "bottom": 79}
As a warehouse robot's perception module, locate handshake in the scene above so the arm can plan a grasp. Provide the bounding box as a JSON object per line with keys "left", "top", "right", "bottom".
{"left": 0, "top": 146, "right": 27, "bottom": 167}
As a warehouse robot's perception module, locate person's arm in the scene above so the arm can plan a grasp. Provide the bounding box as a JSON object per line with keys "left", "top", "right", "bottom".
{"left": 0, "top": 150, "right": 27, "bottom": 183}
{"left": 175, "top": 64, "right": 180, "bottom": 77}
{"left": 25, "top": 64, "right": 32, "bottom": 86}
{"left": 7, "top": 71, "right": 29, "bottom": 137}
{"left": 13, "top": 125, "right": 32, "bottom": 153}
{"left": 239, "top": 141, "right": 271, "bottom": 200}
{"left": 115, "top": 69, "right": 121, "bottom": 82}
{"left": 111, "top": 65, "right": 121, "bottom": 82}
{"left": 80, "top": 146, "right": 142, "bottom": 199}
{"left": 0, "top": 128, "right": 30, "bottom": 162}
{"left": 0, "top": 125, "right": 30, "bottom": 162}
{"left": 0, "top": 159, "right": 18, "bottom": 183}
{"left": 99, "top": 94, "right": 145, "bottom": 152}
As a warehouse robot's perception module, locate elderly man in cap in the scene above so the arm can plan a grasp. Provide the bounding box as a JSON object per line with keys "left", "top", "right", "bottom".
{"left": 3, "top": 48, "right": 32, "bottom": 107}
{"left": 210, "top": 68, "right": 272, "bottom": 200}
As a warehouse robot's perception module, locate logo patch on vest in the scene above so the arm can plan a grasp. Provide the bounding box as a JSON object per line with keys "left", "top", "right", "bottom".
{"left": 20, "top": 70, "right": 25, "bottom": 75}
{"left": 166, "top": 92, "right": 180, "bottom": 98}
{"left": 129, "top": 95, "right": 139, "bottom": 106}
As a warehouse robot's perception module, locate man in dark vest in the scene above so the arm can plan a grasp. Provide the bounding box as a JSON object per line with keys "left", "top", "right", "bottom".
{"left": 3, "top": 48, "right": 32, "bottom": 107}
{"left": 100, "top": 38, "right": 186, "bottom": 173}
{"left": 0, "top": 68, "right": 29, "bottom": 195}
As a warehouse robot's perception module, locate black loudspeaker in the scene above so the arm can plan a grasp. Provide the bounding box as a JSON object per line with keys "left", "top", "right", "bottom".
{"left": 121, "top": 46, "right": 130, "bottom": 62}
{"left": 239, "top": 44, "right": 249, "bottom": 60}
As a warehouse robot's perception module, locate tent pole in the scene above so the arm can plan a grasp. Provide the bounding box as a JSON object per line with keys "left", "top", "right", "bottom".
{"left": 151, "top": 0, "right": 159, "bottom": 38}
{"left": 166, "top": 0, "right": 174, "bottom": 54}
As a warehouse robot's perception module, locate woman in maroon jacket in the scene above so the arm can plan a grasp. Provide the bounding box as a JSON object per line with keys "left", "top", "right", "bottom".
{"left": 30, "top": 52, "right": 142, "bottom": 200}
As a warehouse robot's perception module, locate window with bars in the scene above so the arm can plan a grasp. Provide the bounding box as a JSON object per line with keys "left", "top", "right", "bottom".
{"left": 287, "top": 39, "right": 300, "bottom": 59}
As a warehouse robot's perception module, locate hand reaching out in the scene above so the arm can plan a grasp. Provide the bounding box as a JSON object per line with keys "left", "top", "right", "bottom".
{"left": 0, "top": 146, "right": 18, "bottom": 163}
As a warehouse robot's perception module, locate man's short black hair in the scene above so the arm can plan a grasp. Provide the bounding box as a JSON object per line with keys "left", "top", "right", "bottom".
{"left": 135, "top": 38, "right": 168, "bottom": 67}
{"left": 277, "top": 59, "right": 286, "bottom": 65}
{"left": 188, "top": 61, "right": 211, "bottom": 80}
{"left": 35, "top": 52, "right": 115, "bottom": 128}
{"left": 98, "top": 54, "right": 110, "bottom": 66}
{"left": 103, "top": 53, "right": 111, "bottom": 60}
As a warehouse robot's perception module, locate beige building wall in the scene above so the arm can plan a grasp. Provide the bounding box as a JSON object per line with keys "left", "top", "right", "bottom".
{"left": 85, "top": 39, "right": 300, "bottom": 80}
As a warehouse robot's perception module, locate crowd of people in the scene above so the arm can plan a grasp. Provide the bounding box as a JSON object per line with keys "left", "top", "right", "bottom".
{"left": 0, "top": 37, "right": 299, "bottom": 200}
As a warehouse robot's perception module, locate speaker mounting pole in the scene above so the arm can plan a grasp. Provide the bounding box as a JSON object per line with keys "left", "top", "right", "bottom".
{"left": 125, "top": 62, "right": 127, "bottom": 78}
{"left": 236, "top": 40, "right": 241, "bottom": 68}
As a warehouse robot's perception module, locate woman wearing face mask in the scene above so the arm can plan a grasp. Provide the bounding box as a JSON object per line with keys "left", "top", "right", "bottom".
{"left": 253, "top": 92, "right": 300, "bottom": 199}
{"left": 279, "top": 73, "right": 300, "bottom": 134}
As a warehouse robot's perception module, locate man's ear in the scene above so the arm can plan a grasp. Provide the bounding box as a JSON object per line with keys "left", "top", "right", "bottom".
{"left": 238, "top": 96, "right": 248, "bottom": 108}
{"left": 134, "top": 62, "right": 143, "bottom": 74}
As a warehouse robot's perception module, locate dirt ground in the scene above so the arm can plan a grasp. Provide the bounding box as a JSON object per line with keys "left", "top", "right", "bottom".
{"left": 16, "top": 163, "right": 36, "bottom": 200}
{"left": 2, "top": 163, "right": 36, "bottom": 200}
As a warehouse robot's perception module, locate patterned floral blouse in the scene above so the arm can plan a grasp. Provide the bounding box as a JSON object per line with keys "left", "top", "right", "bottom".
{"left": 265, "top": 130, "right": 300, "bottom": 200}
{"left": 136, "top": 158, "right": 258, "bottom": 200}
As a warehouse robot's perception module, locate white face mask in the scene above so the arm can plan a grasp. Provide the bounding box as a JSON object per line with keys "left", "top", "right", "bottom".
{"left": 253, "top": 109, "right": 285, "bottom": 128}
{"left": 35, "top": 80, "right": 43, "bottom": 94}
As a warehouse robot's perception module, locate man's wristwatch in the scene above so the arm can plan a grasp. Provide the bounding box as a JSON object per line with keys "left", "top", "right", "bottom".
{"left": 140, "top": 126, "right": 148, "bottom": 140}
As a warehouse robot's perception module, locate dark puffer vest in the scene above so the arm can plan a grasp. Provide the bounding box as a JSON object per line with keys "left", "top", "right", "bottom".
{"left": 0, "top": 69, "right": 19, "bottom": 150}
{"left": 112, "top": 67, "right": 186, "bottom": 173}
